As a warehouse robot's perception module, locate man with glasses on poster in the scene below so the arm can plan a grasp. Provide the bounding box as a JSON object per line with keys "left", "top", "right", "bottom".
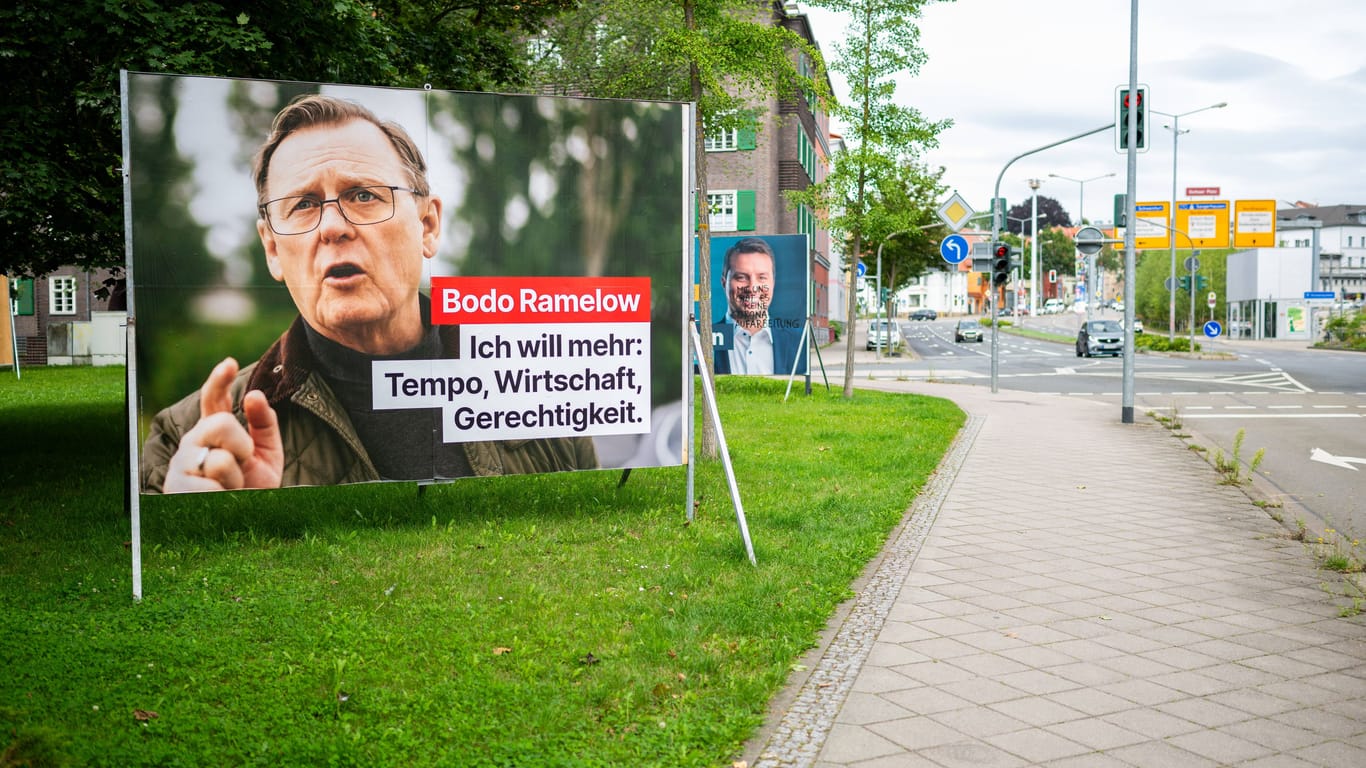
{"left": 141, "top": 95, "right": 596, "bottom": 493}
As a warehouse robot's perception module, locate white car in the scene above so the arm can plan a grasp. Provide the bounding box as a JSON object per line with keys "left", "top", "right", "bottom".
{"left": 866, "top": 319, "right": 902, "bottom": 351}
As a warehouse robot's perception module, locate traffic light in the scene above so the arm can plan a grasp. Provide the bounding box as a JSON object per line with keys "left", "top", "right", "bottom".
{"left": 1196, "top": 275, "right": 1209, "bottom": 292}
{"left": 1047, "top": 269, "right": 1057, "bottom": 285}
{"left": 1179, "top": 275, "right": 1191, "bottom": 292}
{"left": 991, "top": 242, "right": 1011, "bottom": 287}
{"left": 880, "top": 287, "right": 890, "bottom": 304}
{"left": 1116, "top": 85, "right": 1148, "bottom": 152}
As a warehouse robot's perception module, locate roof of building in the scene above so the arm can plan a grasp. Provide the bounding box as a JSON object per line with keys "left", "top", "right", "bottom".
{"left": 1276, "top": 204, "right": 1366, "bottom": 227}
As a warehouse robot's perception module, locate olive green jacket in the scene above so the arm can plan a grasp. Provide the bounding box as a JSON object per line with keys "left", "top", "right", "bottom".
{"left": 140, "top": 316, "right": 597, "bottom": 493}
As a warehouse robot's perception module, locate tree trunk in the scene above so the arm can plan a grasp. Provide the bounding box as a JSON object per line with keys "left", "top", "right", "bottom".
{"left": 687, "top": 0, "right": 719, "bottom": 458}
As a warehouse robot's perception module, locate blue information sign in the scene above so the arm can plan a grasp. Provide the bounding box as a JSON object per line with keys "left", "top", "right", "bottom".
{"left": 1304, "top": 291, "right": 1335, "bottom": 300}
{"left": 1203, "top": 320, "right": 1222, "bottom": 338}
{"left": 940, "top": 233, "right": 970, "bottom": 265}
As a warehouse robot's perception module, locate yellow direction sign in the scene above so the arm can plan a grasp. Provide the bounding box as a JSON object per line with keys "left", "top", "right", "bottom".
{"left": 936, "top": 191, "right": 977, "bottom": 232}
{"left": 1173, "top": 200, "right": 1230, "bottom": 248}
{"left": 1133, "top": 201, "right": 1170, "bottom": 250}
{"left": 1234, "top": 199, "right": 1277, "bottom": 248}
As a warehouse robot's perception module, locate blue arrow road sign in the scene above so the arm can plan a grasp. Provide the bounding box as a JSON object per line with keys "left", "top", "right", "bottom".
{"left": 1204, "top": 320, "right": 1222, "bottom": 338}
{"left": 940, "top": 234, "right": 969, "bottom": 265}
{"left": 856, "top": 261, "right": 867, "bottom": 278}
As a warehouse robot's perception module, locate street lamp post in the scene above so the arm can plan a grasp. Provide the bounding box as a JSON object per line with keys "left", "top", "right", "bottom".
{"left": 1027, "top": 179, "right": 1042, "bottom": 318}
{"left": 1048, "top": 172, "right": 1116, "bottom": 321}
{"left": 1152, "top": 101, "right": 1227, "bottom": 340}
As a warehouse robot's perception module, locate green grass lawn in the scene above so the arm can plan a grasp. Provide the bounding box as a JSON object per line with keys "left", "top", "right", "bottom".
{"left": 0, "top": 367, "right": 963, "bottom": 767}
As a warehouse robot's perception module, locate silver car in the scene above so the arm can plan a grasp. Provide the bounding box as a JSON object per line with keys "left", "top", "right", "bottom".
{"left": 1076, "top": 319, "right": 1123, "bottom": 357}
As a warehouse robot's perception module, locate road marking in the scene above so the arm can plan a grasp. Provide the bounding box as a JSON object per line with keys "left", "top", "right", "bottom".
{"left": 1184, "top": 413, "right": 1361, "bottom": 419}
{"left": 1311, "top": 447, "right": 1366, "bottom": 470}
{"left": 1268, "top": 405, "right": 1303, "bottom": 410}
{"left": 1225, "top": 406, "right": 1257, "bottom": 410}
{"left": 1313, "top": 405, "right": 1348, "bottom": 409}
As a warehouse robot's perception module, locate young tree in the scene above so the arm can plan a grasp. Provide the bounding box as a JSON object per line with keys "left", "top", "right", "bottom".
{"left": 791, "top": 0, "right": 949, "bottom": 397}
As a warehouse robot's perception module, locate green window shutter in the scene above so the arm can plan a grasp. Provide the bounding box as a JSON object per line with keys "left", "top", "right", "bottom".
{"left": 737, "top": 126, "right": 756, "bottom": 150}
{"left": 737, "top": 190, "right": 756, "bottom": 231}
{"left": 14, "top": 278, "right": 35, "bottom": 315}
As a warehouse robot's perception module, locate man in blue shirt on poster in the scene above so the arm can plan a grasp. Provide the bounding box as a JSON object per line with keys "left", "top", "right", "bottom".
{"left": 711, "top": 237, "right": 803, "bottom": 375}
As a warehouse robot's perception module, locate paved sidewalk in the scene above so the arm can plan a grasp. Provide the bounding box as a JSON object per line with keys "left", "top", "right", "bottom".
{"left": 743, "top": 358, "right": 1366, "bottom": 766}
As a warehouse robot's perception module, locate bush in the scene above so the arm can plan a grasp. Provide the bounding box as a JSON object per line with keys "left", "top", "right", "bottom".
{"left": 828, "top": 320, "right": 843, "bottom": 341}
{"left": 1134, "top": 334, "right": 1200, "bottom": 353}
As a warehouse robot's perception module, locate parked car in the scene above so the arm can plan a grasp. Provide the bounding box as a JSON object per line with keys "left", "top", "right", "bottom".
{"left": 1042, "top": 298, "right": 1065, "bottom": 314}
{"left": 954, "top": 318, "right": 983, "bottom": 343}
{"left": 909, "top": 308, "right": 938, "bottom": 321}
{"left": 866, "top": 319, "right": 903, "bottom": 350}
{"left": 1076, "top": 319, "right": 1124, "bottom": 357}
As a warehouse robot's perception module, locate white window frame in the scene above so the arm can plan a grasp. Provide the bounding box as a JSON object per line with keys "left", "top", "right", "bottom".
{"left": 707, "top": 190, "right": 738, "bottom": 232}
{"left": 49, "top": 275, "right": 77, "bottom": 316}
{"left": 705, "top": 128, "right": 739, "bottom": 152}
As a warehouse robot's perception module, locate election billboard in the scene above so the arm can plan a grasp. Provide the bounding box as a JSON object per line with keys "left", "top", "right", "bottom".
{"left": 697, "top": 234, "right": 810, "bottom": 376}
{"left": 124, "top": 73, "right": 689, "bottom": 494}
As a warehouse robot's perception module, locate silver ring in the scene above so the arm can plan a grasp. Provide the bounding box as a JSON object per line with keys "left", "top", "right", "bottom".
{"left": 194, "top": 445, "right": 211, "bottom": 474}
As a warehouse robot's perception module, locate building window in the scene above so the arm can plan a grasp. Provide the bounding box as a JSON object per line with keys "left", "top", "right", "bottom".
{"left": 798, "top": 127, "right": 816, "bottom": 183}
{"left": 706, "top": 190, "right": 755, "bottom": 232}
{"left": 705, "top": 128, "right": 739, "bottom": 152}
{"left": 707, "top": 190, "right": 738, "bottom": 231}
{"left": 49, "top": 276, "right": 77, "bottom": 315}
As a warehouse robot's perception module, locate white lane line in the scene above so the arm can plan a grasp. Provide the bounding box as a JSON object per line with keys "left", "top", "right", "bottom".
{"left": 1313, "top": 405, "right": 1348, "bottom": 409}
{"left": 1268, "top": 405, "right": 1303, "bottom": 410}
{"left": 1185, "top": 413, "right": 1361, "bottom": 419}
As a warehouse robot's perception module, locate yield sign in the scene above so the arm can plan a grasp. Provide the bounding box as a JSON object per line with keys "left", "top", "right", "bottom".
{"left": 1310, "top": 447, "right": 1366, "bottom": 471}
{"left": 936, "top": 191, "right": 976, "bottom": 232}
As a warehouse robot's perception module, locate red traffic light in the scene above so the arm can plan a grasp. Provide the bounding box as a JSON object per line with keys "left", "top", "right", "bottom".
{"left": 994, "top": 244, "right": 1009, "bottom": 258}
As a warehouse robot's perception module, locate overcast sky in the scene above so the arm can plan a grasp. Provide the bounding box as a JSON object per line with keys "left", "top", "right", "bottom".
{"left": 802, "top": 0, "right": 1366, "bottom": 226}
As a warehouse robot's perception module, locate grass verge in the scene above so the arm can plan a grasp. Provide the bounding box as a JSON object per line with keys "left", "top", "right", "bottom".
{"left": 1, "top": 367, "right": 963, "bottom": 767}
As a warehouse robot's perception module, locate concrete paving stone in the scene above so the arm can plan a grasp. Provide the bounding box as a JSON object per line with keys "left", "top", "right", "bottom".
{"left": 1290, "top": 739, "right": 1366, "bottom": 767}
{"left": 953, "top": 629, "right": 1038, "bottom": 654}
{"left": 1321, "top": 695, "right": 1366, "bottom": 723}
{"left": 1043, "top": 718, "right": 1148, "bottom": 751}
{"left": 1218, "top": 717, "right": 1330, "bottom": 752}
{"left": 839, "top": 753, "right": 946, "bottom": 767}
{"left": 1042, "top": 637, "right": 1129, "bottom": 662}
{"left": 958, "top": 594, "right": 1031, "bottom": 613}
{"left": 1166, "top": 727, "right": 1278, "bottom": 764}
{"left": 927, "top": 705, "right": 1031, "bottom": 738}
{"left": 886, "top": 660, "right": 978, "bottom": 687}
{"left": 817, "top": 722, "right": 904, "bottom": 764}
{"left": 1126, "top": 604, "right": 1210, "bottom": 627}
{"left": 850, "top": 666, "right": 926, "bottom": 695}
{"left": 1174, "top": 617, "right": 1267, "bottom": 641}
{"left": 834, "top": 691, "right": 916, "bottom": 727}
{"left": 1240, "top": 653, "right": 1340, "bottom": 679}
{"left": 937, "top": 676, "right": 1034, "bottom": 707}
{"left": 998, "top": 605, "right": 1090, "bottom": 627}
{"left": 875, "top": 620, "right": 939, "bottom": 645}
{"left": 1196, "top": 660, "right": 1291, "bottom": 688}
{"left": 1042, "top": 617, "right": 1126, "bottom": 641}
{"left": 993, "top": 644, "right": 1082, "bottom": 670}
{"left": 866, "top": 642, "right": 933, "bottom": 669}
{"left": 1099, "top": 707, "right": 1206, "bottom": 739}
{"left": 1102, "top": 739, "right": 1220, "bottom": 768}
{"left": 906, "top": 637, "right": 988, "bottom": 662}
{"left": 1256, "top": 675, "right": 1366, "bottom": 705}
{"left": 1133, "top": 646, "right": 1224, "bottom": 672}
{"left": 987, "top": 697, "right": 1088, "bottom": 728}
{"left": 1045, "top": 661, "right": 1131, "bottom": 688}
{"left": 984, "top": 726, "right": 1091, "bottom": 763}
{"left": 912, "top": 616, "right": 991, "bottom": 638}
{"left": 1093, "top": 678, "right": 1188, "bottom": 707}
{"left": 1203, "top": 688, "right": 1302, "bottom": 718}
{"left": 1271, "top": 706, "right": 1366, "bottom": 738}
{"left": 993, "top": 669, "right": 1083, "bottom": 697}
{"left": 915, "top": 741, "right": 1029, "bottom": 768}
{"left": 1144, "top": 669, "right": 1242, "bottom": 700}
{"left": 1131, "top": 623, "right": 1222, "bottom": 647}
{"left": 1233, "top": 630, "right": 1327, "bottom": 655}
{"left": 1293, "top": 645, "right": 1366, "bottom": 673}
{"left": 880, "top": 686, "right": 975, "bottom": 717}
{"left": 943, "top": 652, "right": 1032, "bottom": 679}
{"left": 1037, "top": 753, "right": 1131, "bottom": 768}
{"left": 1156, "top": 697, "right": 1258, "bottom": 728}
{"left": 1092, "top": 653, "right": 1180, "bottom": 679}
{"left": 868, "top": 715, "right": 972, "bottom": 751}
{"left": 1235, "top": 755, "right": 1323, "bottom": 768}
{"left": 1045, "top": 687, "right": 1137, "bottom": 717}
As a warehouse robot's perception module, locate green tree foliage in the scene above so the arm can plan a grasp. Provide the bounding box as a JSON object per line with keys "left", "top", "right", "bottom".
{"left": 0, "top": 0, "right": 572, "bottom": 278}
{"left": 1134, "top": 246, "right": 1230, "bottom": 334}
{"left": 861, "top": 159, "right": 947, "bottom": 314}
{"left": 792, "top": 0, "right": 950, "bottom": 396}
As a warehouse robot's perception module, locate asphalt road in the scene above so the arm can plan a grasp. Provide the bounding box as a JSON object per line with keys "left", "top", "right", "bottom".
{"left": 829, "top": 313, "right": 1366, "bottom": 537}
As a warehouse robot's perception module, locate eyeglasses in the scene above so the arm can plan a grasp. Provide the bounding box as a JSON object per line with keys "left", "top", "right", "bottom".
{"left": 259, "top": 185, "right": 422, "bottom": 236}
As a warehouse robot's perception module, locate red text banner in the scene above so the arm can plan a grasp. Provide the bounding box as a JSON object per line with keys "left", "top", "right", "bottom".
{"left": 431, "top": 276, "right": 652, "bottom": 325}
